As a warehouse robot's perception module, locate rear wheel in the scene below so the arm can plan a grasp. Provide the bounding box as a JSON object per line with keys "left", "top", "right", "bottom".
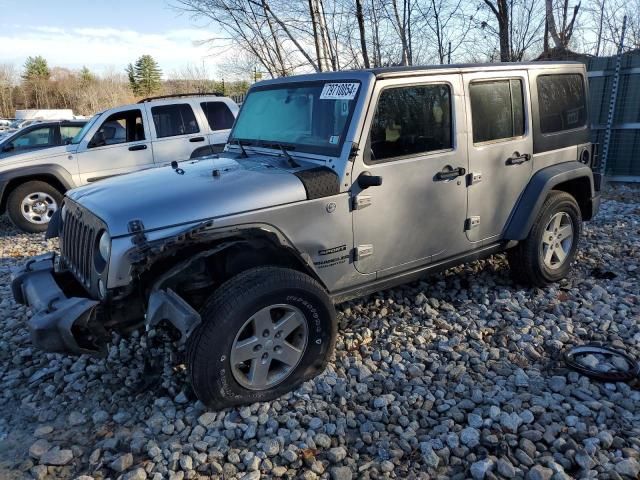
{"left": 6, "top": 181, "right": 62, "bottom": 233}
{"left": 507, "top": 191, "right": 582, "bottom": 287}
{"left": 187, "top": 266, "right": 336, "bottom": 409}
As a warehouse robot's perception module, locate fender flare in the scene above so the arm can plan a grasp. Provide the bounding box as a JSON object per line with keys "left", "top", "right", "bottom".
{"left": 504, "top": 161, "right": 595, "bottom": 241}
{"left": 0, "top": 164, "right": 76, "bottom": 213}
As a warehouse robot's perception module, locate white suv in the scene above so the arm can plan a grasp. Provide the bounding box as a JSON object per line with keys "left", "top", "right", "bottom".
{"left": 0, "top": 94, "right": 238, "bottom": 232}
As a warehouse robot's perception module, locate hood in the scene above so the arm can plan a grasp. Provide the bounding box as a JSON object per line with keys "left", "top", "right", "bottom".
{"left": 67, "top": 154, "right": 310, "bottom": 237}
{"left": 1, "top": 144, "right": 72, "bottom": 164}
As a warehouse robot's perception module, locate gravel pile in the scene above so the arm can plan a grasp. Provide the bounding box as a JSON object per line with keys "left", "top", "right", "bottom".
{"left": 0, "top": 185, "right": 638, "bottom": 480}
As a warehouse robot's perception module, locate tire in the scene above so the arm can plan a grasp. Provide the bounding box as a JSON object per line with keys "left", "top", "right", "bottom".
{"left": 6, "top": 181, "right": 63, "bottom": 233}
{"left": 507, "top": 191, "right": 582, "bottom": 287}
{"left": 187, "top": 266, "right": 336, "bottom": 409}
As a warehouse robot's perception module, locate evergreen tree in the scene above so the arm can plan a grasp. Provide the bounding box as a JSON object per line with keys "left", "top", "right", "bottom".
{"left": 128, "top": 55, "right": 162, "bottom": 97}
{"left": 126, "top": 63, "right": 137, "bottom": 94}
{"left": 22, "top": 55, "right": 50, "bottom": 80}
{"left": 79, "top": 66, "right": 95, "bottom": 84}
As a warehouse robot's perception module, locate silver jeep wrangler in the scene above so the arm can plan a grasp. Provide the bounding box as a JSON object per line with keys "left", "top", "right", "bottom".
{"left": 12, "top": 62, "right": 601, "bottom": 408}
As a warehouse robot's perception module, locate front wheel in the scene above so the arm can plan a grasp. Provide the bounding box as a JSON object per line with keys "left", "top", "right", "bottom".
{"left": 6, "top": 181, "right": 63, "bottom": 233}
{"left": 187, "top": 266, "right": 336, "bottom": 409}
{"left": 507, "top": 191, "right": 582, "bottom": 287}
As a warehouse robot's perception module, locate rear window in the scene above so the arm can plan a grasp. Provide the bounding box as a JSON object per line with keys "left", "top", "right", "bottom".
{"left": 151, "top": 104, "right": 199, "bottom": 138}
{"left": 537, "top": 74, "right": 587, "bottom": 134}
{"left": 201, "top": 102, "right": 235, "bottom": 131}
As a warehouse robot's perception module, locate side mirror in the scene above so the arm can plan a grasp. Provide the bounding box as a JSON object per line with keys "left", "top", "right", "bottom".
{"left": 2, "top": 142, "right": 14, "bottom": 152}
{"left": 358, "top": 171, "right": 383, "bottom": 189}
{"left": 64, "top": 138, "right": 72, "bottom": 145}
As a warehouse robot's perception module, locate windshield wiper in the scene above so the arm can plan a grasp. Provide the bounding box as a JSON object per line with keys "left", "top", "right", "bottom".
{"left": 234, "top": 139, "right": 249, "bottom": 158}
{"left": 279, "top": 144, "right": 299, "bottom": 168}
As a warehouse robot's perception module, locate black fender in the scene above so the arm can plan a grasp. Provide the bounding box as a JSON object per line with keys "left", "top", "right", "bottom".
{"left": 504, "top": 161, "right": 597, "bottom": 241}
{"left": 0, "top": 164, "right": 76, "bottom": 214}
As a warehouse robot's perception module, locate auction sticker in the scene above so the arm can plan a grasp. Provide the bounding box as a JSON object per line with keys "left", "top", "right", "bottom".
{"left": 320, "top": 82, "right": 359, "bottom": 100}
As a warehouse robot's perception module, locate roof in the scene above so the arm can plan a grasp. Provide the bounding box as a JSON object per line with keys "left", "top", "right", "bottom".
{"left": 367, "top": 61, "right": 584, "bottom": 78}
{"left": 254, "top": 61, "right": 586, "bottom": 87}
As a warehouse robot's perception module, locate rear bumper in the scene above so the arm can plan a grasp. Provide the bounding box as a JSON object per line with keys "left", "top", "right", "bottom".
{"left": 11, "top": 254, "right": 103, "bottom": 355}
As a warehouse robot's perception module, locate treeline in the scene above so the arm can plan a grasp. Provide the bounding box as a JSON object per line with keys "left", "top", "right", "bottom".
{"left": 0, "top": 55, "right": 249, "bottom": 118}
{"left": 174, "top": 0, "right": 640, "bottom": 76}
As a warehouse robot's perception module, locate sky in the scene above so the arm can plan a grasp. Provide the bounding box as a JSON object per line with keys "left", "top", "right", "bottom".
{"left": 0, "top": 0, "right": 227, "bottom": 78}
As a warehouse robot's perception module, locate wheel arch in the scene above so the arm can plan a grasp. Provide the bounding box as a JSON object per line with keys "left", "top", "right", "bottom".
{"left": 138, "top": 223, "right": 327, "bottom": 301}
{"left": 504, "top": 161, "right": 595, "bottom": 241}
{"left": 0, "top": 165, "right": 75, "bottom": 214}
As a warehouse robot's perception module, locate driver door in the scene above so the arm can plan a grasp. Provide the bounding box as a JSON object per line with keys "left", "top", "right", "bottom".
{"left": 75, "top": 107, "right": 154, "bottom": 184}
{"left": 352, "top": 74, "right": 470, "bottom": 276}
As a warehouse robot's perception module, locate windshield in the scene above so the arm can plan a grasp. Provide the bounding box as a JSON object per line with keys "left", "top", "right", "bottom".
{"left": 230, "top": 80, "right": 360, "bottom": 156}
{"left": 71, "top": 114, "right": 100, "bottom": 144}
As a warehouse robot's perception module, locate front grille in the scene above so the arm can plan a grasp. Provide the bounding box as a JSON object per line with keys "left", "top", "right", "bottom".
{"left": 60, "top": 201, "right": 102, "bottom": 290}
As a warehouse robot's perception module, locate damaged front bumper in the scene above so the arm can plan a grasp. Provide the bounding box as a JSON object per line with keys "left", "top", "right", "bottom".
{"left": 12, "top": 253, "right": 202, "bottom": 355}
{"left": 11, "top": 253, "right": 104, "bottom": 355}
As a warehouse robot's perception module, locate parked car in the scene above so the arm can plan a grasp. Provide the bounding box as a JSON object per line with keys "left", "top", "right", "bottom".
{"left": 12, "top": 62, "right": 600, "bottom": 409}
{"left": 0, "top": 120, "right": 87, "bottom": 158}
{"left": 0, "top": 118, "right": 13, "bottom": 131}
{"left": 0, "top": 94, "right": 238, "bottom": 232}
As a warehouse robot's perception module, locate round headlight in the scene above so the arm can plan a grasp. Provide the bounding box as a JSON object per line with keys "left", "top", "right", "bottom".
{"left": 97, "top": 230, "right": 111, "bottom": 263}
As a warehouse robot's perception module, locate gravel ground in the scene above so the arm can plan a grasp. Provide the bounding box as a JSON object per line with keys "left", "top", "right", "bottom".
{"left": 0, "top": 184, "right": 638, "bottom": 480}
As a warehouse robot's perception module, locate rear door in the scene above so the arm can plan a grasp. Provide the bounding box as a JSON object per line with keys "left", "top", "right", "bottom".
{"left": 200, "top": 100, "right": 238, "bottom": 153}
{"left": 463, "top": 71, "right": 533, "bottom": 243}
{"left": 75, "top": 107, "right": 154, "bottom": 184}
{"left": 146, "top": 102, "right": 207, "bottom": 164}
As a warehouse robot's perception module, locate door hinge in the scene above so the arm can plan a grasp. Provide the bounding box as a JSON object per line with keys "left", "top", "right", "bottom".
{"left": 467, "top": 171, "right": 483, "bottom": 185}
{"left": 352, "top": 194, "right": 372, "bottom": 210}
{"left": 465, "top": 216, "right": 481, "bottom": 230}
{"left": 354, "top": 244, "right": 374, "bottom": 261}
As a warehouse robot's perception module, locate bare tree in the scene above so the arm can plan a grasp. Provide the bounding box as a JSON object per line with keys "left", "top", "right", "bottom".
{"left": 545, "top": 0, "right": 581, "bottom": 52}
{"left": 355, "top": 0, "right": 371, "bottom": 67}
{"left": 387, "top": 0, "right": 413, "bottom": 65}
{"left": 0, "top": 64, "right": 17, "bottom": 118}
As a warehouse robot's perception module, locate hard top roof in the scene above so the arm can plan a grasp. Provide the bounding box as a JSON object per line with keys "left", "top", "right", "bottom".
{"left": 254, "top": 61, "right": 585, "bottom": 86}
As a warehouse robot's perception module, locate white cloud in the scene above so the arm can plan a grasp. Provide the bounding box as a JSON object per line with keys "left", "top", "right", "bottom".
{"left": 0, "top": 24, "right": 222, "bottom": 76}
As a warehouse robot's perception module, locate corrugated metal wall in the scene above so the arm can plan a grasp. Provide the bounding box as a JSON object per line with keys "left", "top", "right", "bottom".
{"left": 586, "top": 51, "right": 640, "bottom": 179}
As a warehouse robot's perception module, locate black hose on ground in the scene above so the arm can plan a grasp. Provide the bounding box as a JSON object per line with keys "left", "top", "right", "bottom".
{"left": 564, "top": 343, "right": 640, "bottom": 383}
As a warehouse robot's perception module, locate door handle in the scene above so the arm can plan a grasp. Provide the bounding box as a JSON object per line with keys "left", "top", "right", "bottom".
{"left": 435, "top": 166, "right": 466, "bottom": 181}
{"left": 128, "top": 144, "right": 147, "bottom": 151}
{"left": 507, "top": 152, "right": 531, "bottom": 165}
{"left": 189, "top": 136, "right": 205, "bottom": 143}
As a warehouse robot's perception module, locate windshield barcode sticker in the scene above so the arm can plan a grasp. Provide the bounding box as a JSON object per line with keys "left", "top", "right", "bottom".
{"left": 320, "top": 83, "right": 359, "bottom": 100}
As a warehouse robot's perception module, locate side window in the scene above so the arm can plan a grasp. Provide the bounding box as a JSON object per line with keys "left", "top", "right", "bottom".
{"left": 370, "top": 84, "right": 452, "bottom": 161}
{"left": 60, "top": 125, "right": 83, "bottom": 143}
{"left": 201, "top": 101, "right": 235, "bottom": 131}
{"left": 151, "top": 104, "right": 199, "bottom": 138}
{"left": 13, "top": 127, "right": 56, "bottom": 149}
{"left": 469, "top": 79, "right": 525, "bottom": 143}
{"left": 89, "top": 109, "right": 145, "bottom": 148}
{"left": 537, "top": 74, "right": 587, "bottom": 133}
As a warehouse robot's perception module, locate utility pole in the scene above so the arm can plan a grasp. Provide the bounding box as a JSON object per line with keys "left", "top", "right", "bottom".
{"left": 600, "top": 15, "right": 627, "bottom": 178}
{"left": 595, "top": 0, "right": 605, "bottom": 56}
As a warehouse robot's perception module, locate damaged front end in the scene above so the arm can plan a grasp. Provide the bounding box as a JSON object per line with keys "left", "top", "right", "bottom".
{"left": 11, "top": 254, "right": 108, "bottom": 354}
